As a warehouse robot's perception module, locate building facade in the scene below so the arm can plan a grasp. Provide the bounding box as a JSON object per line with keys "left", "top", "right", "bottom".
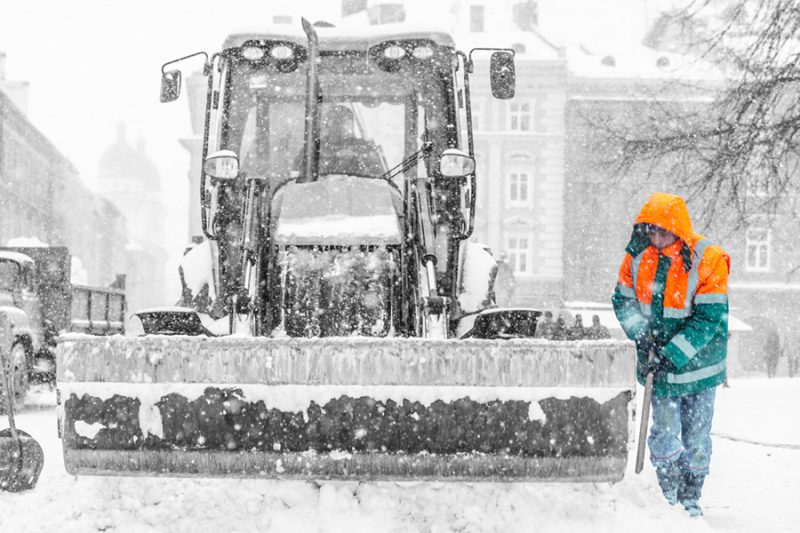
{"left": 175, "top": 1, "right": 799, "bottom": 374}
{"left": 96, "top": 125, "right": 169, "bottom": 312}
{"left": 0, "top": 66, "right": 127, "bottom": 286}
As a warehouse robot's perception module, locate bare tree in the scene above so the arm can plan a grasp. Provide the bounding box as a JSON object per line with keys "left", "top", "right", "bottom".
{"left": 597, "top": 0, "right": 800, "bottom": 229}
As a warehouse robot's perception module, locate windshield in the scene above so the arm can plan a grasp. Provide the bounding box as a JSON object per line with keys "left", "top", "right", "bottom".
{"left": 0, "top": 260, "right": 19, "bottom": 291}
{"left": 214, "top": 52, "right": 452, "bottom": 191}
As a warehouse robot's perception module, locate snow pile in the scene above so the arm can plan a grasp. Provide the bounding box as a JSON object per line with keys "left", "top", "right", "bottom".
{"left": 458, "top": 242, "right": 497, "bottom": 314}
{"left": 1, "top": 378, "right": 799, "bottom": 532}
{"left": 178, "top": 239, "right": 215, "bottom": 300}
{"left": 5, "top": 236, "right": 48, "bottom": 247}
{"left": 70, "top": 255, "right": 89, "bottom": 285}
{"left": 272, "top": 176, "right": 402, "bottom": 246}
{"left": 4, "top": 236, "right": 90, "bottom": 285}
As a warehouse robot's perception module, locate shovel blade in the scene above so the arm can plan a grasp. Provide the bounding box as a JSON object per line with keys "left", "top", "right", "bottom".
{"left": 0, "top": 430, "right": 44, "bottom": 492}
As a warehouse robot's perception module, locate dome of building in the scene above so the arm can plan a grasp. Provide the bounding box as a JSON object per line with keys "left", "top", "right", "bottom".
{"left": 97, "top": 123, "right": 161, "bottom": 191}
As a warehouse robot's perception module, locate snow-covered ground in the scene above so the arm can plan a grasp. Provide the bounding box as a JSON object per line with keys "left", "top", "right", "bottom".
{"left": 1, "top": 378, "right": 798, "bottom": 533}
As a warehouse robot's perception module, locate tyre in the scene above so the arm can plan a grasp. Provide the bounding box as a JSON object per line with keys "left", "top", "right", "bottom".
{"left": 5, "top": 341, "right": 30, "bottom": 406}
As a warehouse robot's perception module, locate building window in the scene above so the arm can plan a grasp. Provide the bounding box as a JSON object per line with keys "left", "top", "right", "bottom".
{"left": 368, "top": 3, "right": 406, "bottom": 24}
{"left": 470, "top": 5, "right": 485, "bottom": 32}
{"left": 507, "top": 172, "right": 531, "bottom": 205}
{"left": 745, "top": 227, "right": 771, "bottom": 272}
{"left": 474, "top": 151, "right": 486, "bottom": 209}
{"left": 512, "top": 1, "right": 538, "bottom": 30}
{"left": 744, "top": 146, "right": 773, "bottom": 198}
{"left": 508, "top": 101, "right": 532, "bottom": 131}
{"left": 506, "top": 234, "right": 533, "bottom": 275}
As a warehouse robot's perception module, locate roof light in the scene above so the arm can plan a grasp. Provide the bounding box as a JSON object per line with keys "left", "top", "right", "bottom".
{"left": 412, "top": 45, "right": 434, "bottom": 60}
{"left": 383, "top": 45, "right": 406, "bottom": 60}
{"left": 242, "top": 46, "right": 265, "bottom": 60}
{"left": 270, "top": 44, "right": 294, "bottom": 60}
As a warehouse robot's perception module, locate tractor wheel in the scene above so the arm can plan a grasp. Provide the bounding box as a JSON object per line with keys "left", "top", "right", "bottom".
{"left": 8, "top": 341, "right": 30, "bottom": 406}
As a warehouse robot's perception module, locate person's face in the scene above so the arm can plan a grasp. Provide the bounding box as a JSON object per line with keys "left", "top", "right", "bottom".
{"left": 325, "top": 109, "right": 354, "bottom": 140}
{"left": 646, "top": 224, "right": 678, "bottom": 250}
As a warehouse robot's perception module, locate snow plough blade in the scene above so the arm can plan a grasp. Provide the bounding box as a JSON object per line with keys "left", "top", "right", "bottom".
{"left": 57, "top": 336, "right": 635, "bottom": 481}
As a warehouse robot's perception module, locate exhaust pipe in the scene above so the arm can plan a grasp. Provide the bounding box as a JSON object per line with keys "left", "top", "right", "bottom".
{"left": 299, "top": 17, "right": 321, "bottom": 184}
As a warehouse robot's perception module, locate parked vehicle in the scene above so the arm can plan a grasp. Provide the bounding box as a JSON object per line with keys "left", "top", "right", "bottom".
{"left": 0, "top": 247, "right": 125, "bottom": 401}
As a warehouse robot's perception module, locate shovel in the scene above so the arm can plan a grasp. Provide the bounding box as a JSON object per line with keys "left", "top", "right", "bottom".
{"left": 634, "top": 349, "right": 656, "bottom": 474}
{"left": 0, "top": 313, "right": 44, "bottom": 492}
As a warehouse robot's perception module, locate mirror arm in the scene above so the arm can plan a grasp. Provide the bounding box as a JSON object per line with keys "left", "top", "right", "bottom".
{"left": 161, "top": 51, "right": 210, "bottom": 76}
{"left": 381, "top": 142, "right": 433, "bottom": 182}
{"left": 467, "top": 47, "right": 515, "bottom": 66}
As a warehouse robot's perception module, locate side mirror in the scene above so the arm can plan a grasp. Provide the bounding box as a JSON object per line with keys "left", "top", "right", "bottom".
{"left": 160, "top": 70, "right": 182, "bottom": 103}
{"left": 439, "top": 148, "right": 475, "bottom": 178}
{"left": 204, "top": 150, "right": 240, "bottom": 179}
{"left": 490, "top": 51, "right": 515, "bottom": 99}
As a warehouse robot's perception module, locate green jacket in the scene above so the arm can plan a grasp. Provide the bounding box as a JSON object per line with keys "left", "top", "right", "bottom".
{"left": 611, "top": 193, "right": 730, "bottom": 397}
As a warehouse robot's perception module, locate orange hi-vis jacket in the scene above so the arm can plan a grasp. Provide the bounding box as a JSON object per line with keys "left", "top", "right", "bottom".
{"left": 611, "top": 192, "right": 730, "bottom": 397}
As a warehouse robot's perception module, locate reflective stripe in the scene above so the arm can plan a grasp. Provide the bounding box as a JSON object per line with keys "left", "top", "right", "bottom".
{"left": 640, "top": 303, "right": 652, "bottom": 317}
{"left": 617, "top": 283, "right": 635, "bottom": 298}
{"left": 667, "top": 360, "right": 726, "bottom": 384}
{"left": 664, "top": 307, "right": 691, "bottom": 319}
{"left": 631, "top": 252, "right": 643, "bottom": 295}
{"left": 695, "top": 293, "right": 728, "bottom": 304}
{"left": 671, "top": 333, "right": 697, "bottom": 359}
{"left": 622, "top": 314, "right": 646, "bottom": 330}
{"left": 683, "top": 240, "right": 710, "bottom": 312}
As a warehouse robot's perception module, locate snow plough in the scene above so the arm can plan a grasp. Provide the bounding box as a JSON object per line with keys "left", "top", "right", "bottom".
{"left": 56, "top": 20, "right": 636, "bottom": 481}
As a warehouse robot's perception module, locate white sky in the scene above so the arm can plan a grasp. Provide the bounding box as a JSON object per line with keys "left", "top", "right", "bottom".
{"left": 0, "top": 1, "right": 335, "bottom": 295}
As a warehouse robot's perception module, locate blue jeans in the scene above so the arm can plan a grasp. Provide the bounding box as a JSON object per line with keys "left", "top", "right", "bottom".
{"left": 648, "top": 388, "right": 716, "bottom": 475}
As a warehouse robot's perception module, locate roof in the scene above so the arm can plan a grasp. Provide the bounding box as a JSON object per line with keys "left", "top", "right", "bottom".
{"left": 0, "top": 251, "right": 34, "bottom": 265}
{"left": 565, "top": 42, "right": 725, "bottom": 83}
{"left": 97, "top": 124, "right": 161, "bottom": 190}
{"left": 223, "top": 23, "right": 456, "bottom": 51}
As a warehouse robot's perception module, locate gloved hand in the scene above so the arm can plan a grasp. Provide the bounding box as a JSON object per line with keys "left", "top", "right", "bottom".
{"left": 646, "top": 353, "right": 672, "bottom": 380}
{"left": 634, "top": 330, "right": 656, "bottom": 356}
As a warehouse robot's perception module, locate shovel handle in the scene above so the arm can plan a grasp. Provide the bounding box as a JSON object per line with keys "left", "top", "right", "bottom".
{"left": 635, "top": 350, "right": 656, "bottom": 474}
{"left": 0, "top": 313, "right": 20, "bottom": 441}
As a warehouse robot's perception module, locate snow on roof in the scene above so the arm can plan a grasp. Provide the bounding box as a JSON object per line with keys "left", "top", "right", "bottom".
{"left": 454, "top": 29, "right": 563, "bottom": 61}
{"left": 0, "top": 250, "right": 34, "bottom": 264}
{"left": 565, "top": 301, "right": 753, "bottom": 332}
{"left": 223, "top": 23, "right": 456, "bottom": 51}
{"left": 273, "top": 176, "right": 402, "bottom": 246}
{"left": 565, "top": 42, "right": 725, "bottom": 82}
{"left": 5, "top": 236, "right": 48, "bottom": 247}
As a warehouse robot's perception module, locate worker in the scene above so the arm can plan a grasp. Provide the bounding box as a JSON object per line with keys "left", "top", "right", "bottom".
{"left": 763, "top": 326, "right": 781, "bottom": 378}
{"left": 612, "top": 192, "right": 730, "bottom": 517}
{"left": 567, "top": 313, "right": 586, "bottom": 340}
{"left": 534, "top": 310, "right": 555, "bottom": 339}
{"left": 296, "top": 104, "right": 385, "bottom": 177}
{"left": 585, "top": 314, "right": 611, "bottom": 339}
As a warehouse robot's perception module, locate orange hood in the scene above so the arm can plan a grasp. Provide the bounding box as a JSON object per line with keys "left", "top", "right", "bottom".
{"left": 633, "top": 192, "right": 703, "bottom": 248}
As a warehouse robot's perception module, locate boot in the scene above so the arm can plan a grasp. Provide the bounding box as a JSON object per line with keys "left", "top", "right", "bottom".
{"left": 677, "top": 471, "right": 706, "bottom": 517}
{"left": 655, "top": 462, "right": 681, "bottom": 505}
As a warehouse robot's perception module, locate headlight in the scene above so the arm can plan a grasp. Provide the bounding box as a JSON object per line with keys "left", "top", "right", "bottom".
{"left": 383, "top": 45, "right": 406, "bottom": 60}
{"left": 270, "top": 44, "right": 294, "bottom": 60}
{"left": 439, "top": 149, "right": 475, "bottom": 178}
{"left": 204, "top": 150, "right": 240, "bottom": 179}
{"left": 241, "top": 46, "right": 265, "bottom": 60}
{"left": 412, "top": 46, "right": 434, "bottom": 60}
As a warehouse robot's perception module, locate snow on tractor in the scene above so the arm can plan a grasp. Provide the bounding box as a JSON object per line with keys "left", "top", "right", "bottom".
{"left": 56, "top": 19, "right": 636, "bottom": 481}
